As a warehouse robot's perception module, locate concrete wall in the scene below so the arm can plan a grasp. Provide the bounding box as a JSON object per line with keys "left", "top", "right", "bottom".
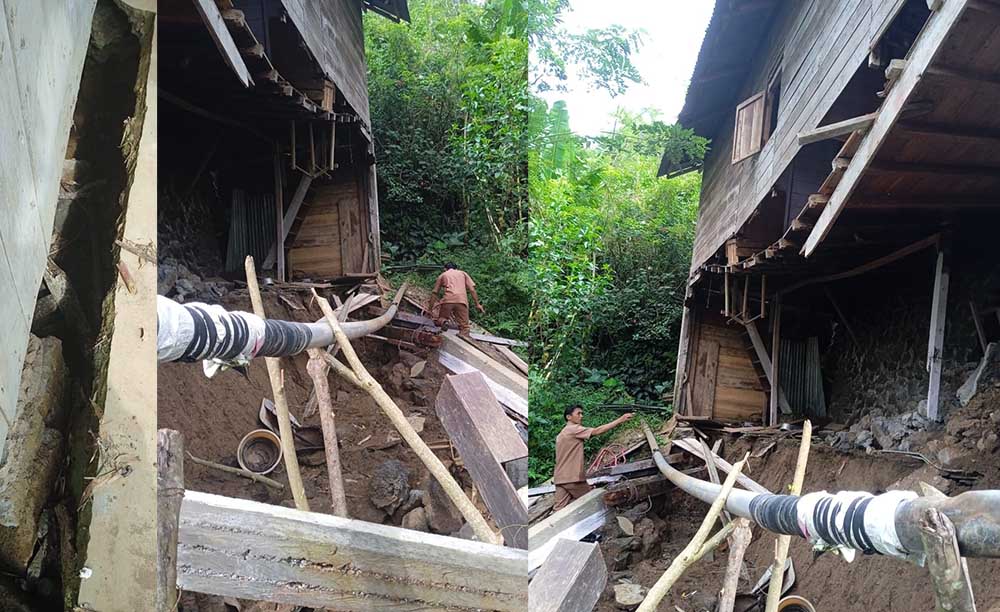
{"left": 0, "top": 0, "right": 98, "bottom": 446}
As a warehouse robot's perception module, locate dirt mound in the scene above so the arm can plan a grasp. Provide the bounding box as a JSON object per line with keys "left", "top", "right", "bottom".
{"left": 597, "top": 435, "right": 1000, "bottom": 612}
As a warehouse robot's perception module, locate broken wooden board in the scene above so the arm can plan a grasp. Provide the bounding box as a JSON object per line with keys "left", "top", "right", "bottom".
{"left": 528, "top": 488, "right": 607, "bottom": 571}
{"left": 437, "top": 342, "right": 527, "bottom": 418}
{"left": 436, "top": 372, "right": 527, "bottom": 549}
{"left": 528, "top": 476, "right": 621, "bottom": 497}
{"left": 497, "top": 345, "right": 529, "bottom": 376}
{"left": 672, "top": 438, "right": 772, "bottom": 494}
{"left": 178, "top": 491, "right": 527, "bottom": 611}
{"left": 528, "top": 540, "right": 606, "bottom": 612}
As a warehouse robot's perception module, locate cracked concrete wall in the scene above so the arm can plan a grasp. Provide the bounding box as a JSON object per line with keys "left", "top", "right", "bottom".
{"left": 76, "top": 2, "right": 157, "bottom": 609}
{"left": 0, "top": 0, "right": 98, "bottom": 446}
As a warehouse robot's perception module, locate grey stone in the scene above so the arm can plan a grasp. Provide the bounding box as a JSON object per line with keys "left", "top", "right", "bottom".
{"left": 368, "top": 460, "right": 410, "bottom": 514}
{"left": 0, "top": 336, "right": 67, "bottom": 573}
{"left": 938, "top": 445, "right": 969, "bottom": 469}
{"left": 917, "top": 399, "right": 929, "bottom": 419}
{"left": 854, "top": 430, "right": 875, "bottom": 449}
{"left": 957, "top": 342, "right": 1000, "bottom": 406}
{"left": 614, "top": 583, "right": 646, "bottom": 608}
{"left": 401, "top": 507, "right": 429, "bottom": 532}
{"left": 423, "top": 476, "right": 464, "bottom": 535}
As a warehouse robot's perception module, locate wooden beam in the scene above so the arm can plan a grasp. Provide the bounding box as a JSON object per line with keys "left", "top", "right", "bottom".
{"left": 769, "top": 299, "right": 782, "bottom": 426}
{"left": 926, "top": 245, "right": 950, "bottom": 422}
{"left": 177, "top": 491, "right": 527, "bottom": 611}
{"left": 801, "top": 0, "right": 970, "bottom": 257}
{"left": 528, "top": 488, "right": 606, "bottom": 571}
{"left": 783, "top": 234, "right": 940, "bottom": 295}
{"left": 263, "top": 173, "right": 312, "bottom": 269}
{"left": 744, "top": 321, "right": 792, "bottom": 414}
{"left": 970, "top": 301, "right": 988, "bottom": 354}
{"left": 896, "top": 120, "right": 1000, "bottom": 146}
{"left": 797, "top": 112, "right": 877, "bottom": 146}
{"left": 927, "top": 64, "right": 1000, "bottom": 86}
{"left": 528, "top": 540, "right": 606, "bottom": 612}
{"left": 193, "top": 0, "right": 253, "bottom": 88}
{"left": 435, "top": 373, "right": 527, "bottom": 548}
{"left": 273, "top": 147, "right": 285, "bottom": 281}
{"left": 160, "top": 89, "right": 271, "bottom": 142}
{"left": 671, "top": 438, "right": 771, "bottom": 494}
{"left": 868, "top": 160, "right": 1000, "bottom": 178}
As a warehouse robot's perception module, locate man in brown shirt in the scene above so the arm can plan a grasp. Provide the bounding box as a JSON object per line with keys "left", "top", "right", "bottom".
{"left": 430, "top": 262, "right": 484, "bottom": 337}
{"left": 553, "top": 405, "right": 633, "bottom": 510}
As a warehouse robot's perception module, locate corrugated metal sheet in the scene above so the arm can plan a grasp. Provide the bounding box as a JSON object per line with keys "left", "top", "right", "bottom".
{"left": 225, "top": 189, "right": 277, "bottom": 273}
{"left": 779, "top": 336, "right": 826, "bottom": 418}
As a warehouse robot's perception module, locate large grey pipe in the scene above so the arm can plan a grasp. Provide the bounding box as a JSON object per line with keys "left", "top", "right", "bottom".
{"left": 643, "top": 425, "right": 1000, "bottom": 560}
{"left": 157, "top": 284, "right": 408, "bottom": 363}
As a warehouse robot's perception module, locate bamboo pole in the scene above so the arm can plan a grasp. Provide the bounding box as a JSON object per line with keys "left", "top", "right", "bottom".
{"left": 764, "top": 420, "right": 812, "bottom": 612}
{"left": 637, "top": 446, "right": 750, "bottom": 612}
{"left": 186, "top": 452, "right": 284, "bottom": 491}
{"left": 311, "top": 290, "right": 498, "bottom": 544}
{"left": 245, "top": 256, "right": 310, "bottom": 511}
{"left": 718, "top": 519, "right": 753, "bottom": 612}
{"left": 306, "top": 349, "right": 349, "bottom": 516}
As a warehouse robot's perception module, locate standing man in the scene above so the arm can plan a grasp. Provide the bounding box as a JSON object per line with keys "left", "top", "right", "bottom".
{"left": 553, "top": 405, "right": 633, "bottom": 510}
{"left": 430, "top": 262, "right": 484, "bottom": 338}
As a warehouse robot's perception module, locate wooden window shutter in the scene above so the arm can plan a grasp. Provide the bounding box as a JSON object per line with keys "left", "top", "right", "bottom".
{"left": 732, "top": 92, "right": 765, "bottom": 163}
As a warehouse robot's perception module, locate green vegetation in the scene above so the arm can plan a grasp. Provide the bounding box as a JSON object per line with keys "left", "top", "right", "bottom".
{"left": 365, "top": 0, "right": 532, "bottom": 339}
{"left": 526, "top": 6, "right": 708, "bottom": 483}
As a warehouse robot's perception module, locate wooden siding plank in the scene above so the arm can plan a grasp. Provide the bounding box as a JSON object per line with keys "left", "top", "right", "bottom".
{"left": 277, "top": 0, "right": 371, "bottom": 127}
{"left": 177, "top": 491, "right": 528, "bottom": 611}
{"left": 802, "top": 0, "right": 971, "bottom": 256}
{"left": 691, "top": 340, "right": 720, "bottom": 417}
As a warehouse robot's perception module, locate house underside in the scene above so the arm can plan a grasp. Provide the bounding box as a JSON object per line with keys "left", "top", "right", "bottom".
{"left": 159, "top": 0, "right": 385, "bottom": 286}
{"left": 673, "top": 0, "right": 1000, "bottom": 426}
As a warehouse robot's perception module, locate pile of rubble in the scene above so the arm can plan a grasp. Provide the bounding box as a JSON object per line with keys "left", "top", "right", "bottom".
{"left": 157, "top": 256, "right": 232, "bottom": 303}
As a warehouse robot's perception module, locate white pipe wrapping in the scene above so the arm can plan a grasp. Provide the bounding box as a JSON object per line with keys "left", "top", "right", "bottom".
{"left": 156, "top": 294, "right": 401, "bottom": 364}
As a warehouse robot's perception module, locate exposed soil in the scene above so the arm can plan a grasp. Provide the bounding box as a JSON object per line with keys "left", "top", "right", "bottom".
{"left": 596, "top": 399, "right": 1000, "bottom": 612}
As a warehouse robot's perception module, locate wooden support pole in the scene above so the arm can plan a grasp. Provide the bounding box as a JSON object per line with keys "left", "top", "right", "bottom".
{"left": 637, "top": 454, "right": 749, "bottom": 612}
{"left": 970, "top": 301, "right": 988, "bottom": 354}
{"left": 273, "top": 146, "right": 286, "bottom": 282}
{"left": 244, "top": 256, "right": 309, "bottom": 511}
{"left": 718, "top": 519, "right": 753, "bottom": 612}
{"left": 920, "top": 507, "right": 978, "bottom": 612}
{"left": 672, "top": 437, "right": 771, "bottom": 494}
{"left": 700, "top": 438, "right": 733, "bottom": 525}
{"left": 177, "top": 491, "right": 527, "bottom": 610}
{"left": 764, "top": 420, "right": 812, "bottom": 612}
{"left": 926, "top": 243, "right": 950, "bottom": 422}
{"left": 769, "top": 298, "right": 782, "bottom": 426}
{"left": 311, "top": 292, "right": 498, "bottom": 544}
{"left": 156, "top": 429, "right": 184, "bottom": 612}
{"left": 825, "top": 287, "right": 859, "bottom": 347}
{"left": 306, "top": 350, "right": 349, "bottom": 517}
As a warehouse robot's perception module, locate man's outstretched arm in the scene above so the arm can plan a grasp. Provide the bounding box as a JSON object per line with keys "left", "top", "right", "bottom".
{"left": 590, "top": 412, "right": 633, "bottom": 436}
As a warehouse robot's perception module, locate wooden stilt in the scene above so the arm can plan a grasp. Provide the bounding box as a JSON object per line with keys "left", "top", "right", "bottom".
{"left": 769, "top": 298, "right": 782, "bottom": 426}
{"left": 273, "top": 146, "right": 286, "bottom": 282}
{"left": 156, "top": 429, "right": 184, "bottom": 612}
{"left": 926, "top": 244, "right": 950, "bottom": 422}
{"left": 764, "top": 420, "right": 811, "bottom": 612}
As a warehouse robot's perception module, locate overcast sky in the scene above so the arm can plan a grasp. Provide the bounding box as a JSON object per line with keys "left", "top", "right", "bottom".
{"left": 536, "top": 1, "right": 714, "bottom": 136}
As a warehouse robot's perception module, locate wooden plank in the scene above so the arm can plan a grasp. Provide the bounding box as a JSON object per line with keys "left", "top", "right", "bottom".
{"left": 274, "top": 147, "right": 286, "bottom": 281}
{"left": 745, "top": 322, "right": 792, "bottom": 414}
{"left": 691, "top": 340, "right": 720, "bottom": 417}
{"left": 263, "top": 173, "right": 313, "bottom": 269}
{"left": 528, "top": 488, "right": 606, "bottom": 571}
{"left": 797, "top": 111, "right": 877, "bottom": 145}
{"left": 672, "top": 438, "right": 772, "bottom": 494}
{"left": 802, "top": 0, "right": 971, "bottom": 256}
{"left": 528, "top": 540, "right": 606, "bottom": 612}
{"left": 770, "top": 301, "right": 782, "bottom": 425}
{"left": 193, "top": 0, "right": 253, "bottom": 88}
{"left": 497, "top": 345, "right": 529, "bottom": 375}
{"left": 439, "top": 334, "right": 528, "bottom": 399}
{"left": 177, "top": 491, "right": 527, "bottom": 610}
{"left": 970, "top": 301, "right": 988, "bottom": 353}
{"left": 157, "top": 430, "right": 184, "bottom": 612}
{"left": 926, "top": 247, "right": 950, "bottom": 422}
{"left": 435, "top": 373, "right": 527, "bottom": 549}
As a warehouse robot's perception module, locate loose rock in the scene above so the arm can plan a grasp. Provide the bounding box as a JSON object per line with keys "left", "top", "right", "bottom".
{"left": 368, "top": 460, "right": 410, "bottom": 515}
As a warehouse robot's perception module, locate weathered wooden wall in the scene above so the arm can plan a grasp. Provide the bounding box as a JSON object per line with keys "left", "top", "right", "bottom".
{"left": 686, "top": 311, "right": 766, "bottom": 421}
{"left": 288, "top": 177, "right": 371, "bottom": 279}
{"left": 0, "top": 0, "right": 98, "bottom": 445}
{"left": 690, "top": 0, "right": 876, "bottom": 273}
{"left": 278, "top": 0, "right": 370, "bottom": 128}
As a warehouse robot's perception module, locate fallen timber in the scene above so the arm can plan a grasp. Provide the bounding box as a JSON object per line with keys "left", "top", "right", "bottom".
{"left": 156, "top": 284, "right": 408, "bottom": 363}
{"left": 641, "top": 423, "right": 1000, "bottom": 560}
{"left": 177, "top": 491, "right": 527, "bottom": 611}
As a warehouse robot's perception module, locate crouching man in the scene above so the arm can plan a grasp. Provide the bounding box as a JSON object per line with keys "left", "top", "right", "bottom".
{"left": 553, "top": 405, "right": 633, "bottom": 510}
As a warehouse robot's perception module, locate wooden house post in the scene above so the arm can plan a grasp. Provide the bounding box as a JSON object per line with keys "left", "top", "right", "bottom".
{"left": 926, "top": 240, "right": 951, "bottom": 421}
{"left": 273, "top": 145, "right": 286, "bottom": 282}
{"left": 769, "top": 298, "right": 782, "bottom": 426}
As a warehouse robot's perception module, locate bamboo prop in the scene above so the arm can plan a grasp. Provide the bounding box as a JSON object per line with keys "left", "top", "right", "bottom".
{"left": 303, "top": 294, "right": 353, "bottom": 418}
{"left": 186, "top": 452, "right": 285, "bottom": 491}
{"left": 311, "top": 290, "right": 498, "bottom": 545}
{"left": 719, "top": 519, "right": 753, "bottom": 612}
{"left": 764, "top": 420, "right": 812, "bottom": 612}
{"left": 245, "top": 256, "right": 310, "bottom": 511}
{"left": 639, "top": 419, "right": 749, "bottom": 612}
{"left": 305, "top": 350, "right": 349, "bottom": 517}
{"left": 919, "top": 482, "right": 977, "bottom": 612}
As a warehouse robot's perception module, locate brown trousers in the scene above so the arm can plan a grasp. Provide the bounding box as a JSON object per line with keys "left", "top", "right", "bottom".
{"left": 553, "top": 482, "right": 592, "bottom": 510}
{"left": 436, "top": 302, "right": 471, "bottom": 336}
